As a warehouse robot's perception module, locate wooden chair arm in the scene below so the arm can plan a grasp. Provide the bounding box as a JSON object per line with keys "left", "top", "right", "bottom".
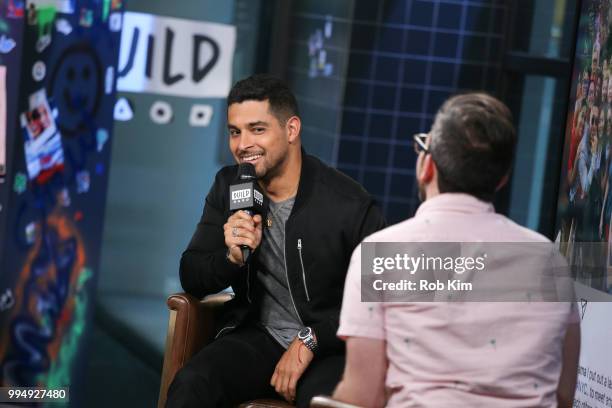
{"left": 157, "top": 292, "right": 233, "bottom": 408}
{"left": 310, "top": 396, "right": 363, "bottom": 408}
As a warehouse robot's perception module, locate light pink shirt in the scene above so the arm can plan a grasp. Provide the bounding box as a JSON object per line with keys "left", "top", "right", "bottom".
{"left": 338, "top": 193, "right": 578, "bottom": 408}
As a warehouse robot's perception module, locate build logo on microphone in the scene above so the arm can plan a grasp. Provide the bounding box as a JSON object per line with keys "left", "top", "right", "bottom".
{"left": 231, "top": 188, "right": 251, "bottom": 203}
{"left": 254, "top": 190, "right": 263, "bottom": 206}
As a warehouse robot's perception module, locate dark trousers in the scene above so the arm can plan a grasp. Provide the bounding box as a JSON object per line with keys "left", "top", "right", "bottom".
{"left": 165, "top": 324, "right": 345, "bottom": 408}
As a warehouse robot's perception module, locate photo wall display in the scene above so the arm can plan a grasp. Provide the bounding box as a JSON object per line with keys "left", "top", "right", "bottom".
{"left": 557, "top": 0, "right": 612, "bottom": 294}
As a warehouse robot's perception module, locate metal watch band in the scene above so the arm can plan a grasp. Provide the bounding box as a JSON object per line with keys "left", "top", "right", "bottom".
{"left": 299, "top": 327, "right": 318, "bottom": 352}
{"left": 302, "top": 336, "right": 317, "bottom": 352}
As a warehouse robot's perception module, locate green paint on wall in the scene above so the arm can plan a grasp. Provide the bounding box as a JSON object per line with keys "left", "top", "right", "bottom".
{"left": 36, "top": 7, "right": 56, "bottom": 38}
{"left": 0, "top": 17, "right": 9, "bottom": 32}
{"left": 102, "top": 0, "right": 111, "bottom": 21}
{"left": 36, "top": 268, "right": 93, "bottom": 408}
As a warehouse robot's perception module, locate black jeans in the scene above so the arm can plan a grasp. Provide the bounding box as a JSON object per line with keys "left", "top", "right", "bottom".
{"left": 165, "top": 324, "right": 345, "bottom": 408}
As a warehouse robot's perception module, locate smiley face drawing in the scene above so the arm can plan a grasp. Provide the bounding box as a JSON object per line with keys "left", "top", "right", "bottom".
{"left": 49, "top": 43, "right": 103, "bottom": 137}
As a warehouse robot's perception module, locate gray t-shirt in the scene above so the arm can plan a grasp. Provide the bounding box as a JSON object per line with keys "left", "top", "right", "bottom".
{"left": 255, "top": 196, "right": 302, "bottom": 348}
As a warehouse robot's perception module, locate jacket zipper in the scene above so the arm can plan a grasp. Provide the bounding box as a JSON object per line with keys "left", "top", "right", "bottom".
{"left": 297, "top": 239, "right": 310, "bottom": 301}
{"left": 214, "top": 325, "right": 236, "bottom": 339}
{"left": 283, "top": 224, "right": 304, "bottom": 324}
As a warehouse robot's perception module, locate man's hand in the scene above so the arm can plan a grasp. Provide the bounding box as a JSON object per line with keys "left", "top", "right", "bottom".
{"left": 270, "top": 337, "right": 314, "bottom": 403}
{"left": 223, "top": 211, "right": 262, "bottom": 265}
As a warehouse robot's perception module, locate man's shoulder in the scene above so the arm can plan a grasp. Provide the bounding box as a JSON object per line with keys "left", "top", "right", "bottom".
{"left": 362, "top": 218, "right": 424, "bottom": 243}
{"left": 205, "top": 165, "right": 238, "bottom": 207}
{"left": 306, "top": 154, "right": 372, "bottom": 201}
{"left": 361, "top": 213, "right": 552, "bottom": 244}
{"left": 214, "top": 164, "right": 239, "bottom": 185}
{"left": 494, "top": 216, "right": 551, "bottom": 243}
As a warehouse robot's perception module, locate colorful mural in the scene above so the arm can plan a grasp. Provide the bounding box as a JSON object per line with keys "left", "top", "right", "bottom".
{"left": 0, "top": 208, "right": 88, "bottom": 385}
{"left": 0, "top": 0, "right": 123, "bottom": 404}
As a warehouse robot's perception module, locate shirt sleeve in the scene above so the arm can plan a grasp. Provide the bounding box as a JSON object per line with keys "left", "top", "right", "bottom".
{"left": 337, "top": 244, "right": 385, "bottom": 340}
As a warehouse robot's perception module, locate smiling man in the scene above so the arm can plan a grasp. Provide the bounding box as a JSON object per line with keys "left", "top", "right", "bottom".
{"left": 166, "top": 74, "right": 386, "bottom": 408}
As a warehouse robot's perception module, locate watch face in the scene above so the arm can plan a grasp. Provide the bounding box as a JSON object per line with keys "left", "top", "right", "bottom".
{"left": 298, "top": 327, "right": 310, "bottom": 339}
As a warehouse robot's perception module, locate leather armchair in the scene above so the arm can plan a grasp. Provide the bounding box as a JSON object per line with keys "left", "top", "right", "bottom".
{"left": 157, "top": 292, "right": 294, "bottom": 408}
{"left": 157, "top": 292, "right": 357, "bottom": 408}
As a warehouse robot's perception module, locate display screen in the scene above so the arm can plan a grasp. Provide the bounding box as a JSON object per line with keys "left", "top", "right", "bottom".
{"left": 556, "top": 0, "right": 612, "bottom": 294}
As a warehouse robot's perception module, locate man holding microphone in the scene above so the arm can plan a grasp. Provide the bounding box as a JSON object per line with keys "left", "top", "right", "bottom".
{"left": 166, "top": 74, "right": 385, "bottom": 408}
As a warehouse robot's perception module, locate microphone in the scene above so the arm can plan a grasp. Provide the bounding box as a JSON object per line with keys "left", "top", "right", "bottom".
{"left": 229, "top": 163, "right": 266, "bottom": 263}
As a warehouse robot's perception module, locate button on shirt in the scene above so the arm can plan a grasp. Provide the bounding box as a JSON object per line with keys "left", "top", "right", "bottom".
{"left": 338, "top": 193, "right": 578, "bottom": 408}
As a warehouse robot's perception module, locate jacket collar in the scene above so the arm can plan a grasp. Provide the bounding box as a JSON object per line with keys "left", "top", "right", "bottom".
{"left": 292, "top": 148, "right": 317, "bottom": 216}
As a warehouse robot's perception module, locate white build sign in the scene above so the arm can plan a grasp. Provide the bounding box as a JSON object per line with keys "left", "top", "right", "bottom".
{"left": 117, "top": 12, "right": 235, "bottom": 98}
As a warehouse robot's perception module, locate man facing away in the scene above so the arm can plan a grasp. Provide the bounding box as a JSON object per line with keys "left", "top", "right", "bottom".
{"left": 166, "top": 74, "right": 386, "bottom": 407}
{"left": 333, "top": 93, "right": 581, "bottom": 407}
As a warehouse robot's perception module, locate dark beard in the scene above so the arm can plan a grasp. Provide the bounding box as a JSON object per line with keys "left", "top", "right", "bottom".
{"left": 259, "top": 153, "right": 288, "bottom": 183}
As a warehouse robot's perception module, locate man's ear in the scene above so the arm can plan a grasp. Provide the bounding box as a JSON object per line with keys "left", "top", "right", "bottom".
{"left": 286, "top": 116, "right": 301, "bottom": 144}
{"left": 495, "top": 172, "right": 510, "bottom": 192}
{"left": 418, "top": 154, "right": 436, "bottom": 184}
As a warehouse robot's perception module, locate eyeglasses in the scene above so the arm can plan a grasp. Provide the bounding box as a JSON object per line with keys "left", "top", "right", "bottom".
{"left": 413, "top": 133, "right": 429, "bottom": 154}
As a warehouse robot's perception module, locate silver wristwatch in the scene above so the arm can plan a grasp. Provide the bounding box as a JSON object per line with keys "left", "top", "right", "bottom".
{"left": 297, "top": 327, "right": 317, "bottom": 352}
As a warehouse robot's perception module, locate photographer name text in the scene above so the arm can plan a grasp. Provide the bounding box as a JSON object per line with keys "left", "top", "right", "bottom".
{"left": 372, "top": 279, "right": 473, "bottom": 292}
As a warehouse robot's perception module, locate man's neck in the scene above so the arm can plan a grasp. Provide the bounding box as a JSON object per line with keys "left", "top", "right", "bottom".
{"left": 423, "top": 175, "right": 441, "bottom": 201}
{"left": 424, "top": 189, "right": 440, "bottom": 201}
{"left": 259, "top": 151, "right": 302, "bottom": 202}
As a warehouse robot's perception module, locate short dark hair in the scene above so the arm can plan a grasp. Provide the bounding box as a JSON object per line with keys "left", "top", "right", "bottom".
{"left": 227, "top": 74, "right": 299, "bottom": 124}
{"left": 429, "top": 93, "right": 516, "bottom": 202}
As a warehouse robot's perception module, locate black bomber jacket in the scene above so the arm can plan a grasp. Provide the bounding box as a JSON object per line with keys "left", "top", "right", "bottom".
{"left": 179, "top": 151, "right": 386, "bottom": 357}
